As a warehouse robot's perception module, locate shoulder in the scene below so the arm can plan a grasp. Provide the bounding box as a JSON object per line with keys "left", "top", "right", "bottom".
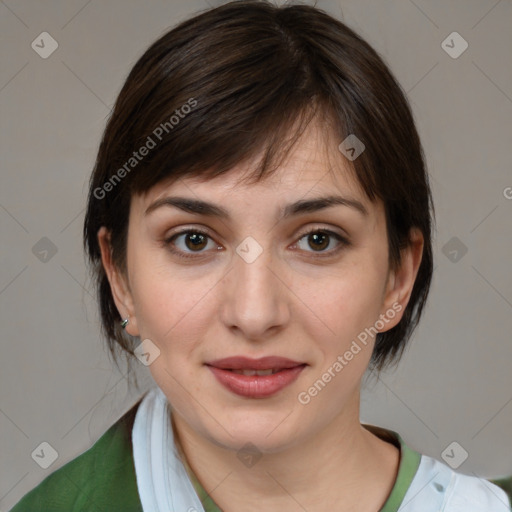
{"left": 9, "top": 397, "right": 145, "bottom": 512}
{"left": 402, "top": 453, "right": 511, "bottom": 511}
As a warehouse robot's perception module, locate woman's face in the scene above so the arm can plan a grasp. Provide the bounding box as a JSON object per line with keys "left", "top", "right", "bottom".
{"left": 102, "top": 120, "right": 418, "bottom": 453}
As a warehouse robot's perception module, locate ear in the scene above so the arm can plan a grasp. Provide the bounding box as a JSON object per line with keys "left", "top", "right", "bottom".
{"left": 379, "top": 227, "right": 424, "bottom": 332}
{"left": 97, "top": 227, "right": 140, "bottom": 337}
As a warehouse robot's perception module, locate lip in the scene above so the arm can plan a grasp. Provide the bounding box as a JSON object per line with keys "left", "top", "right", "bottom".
{"left": 207, "top": 356, "right": 304, "bottom": 371}
{"left": 206, "top": 356, "right": 306, "bottom": 399}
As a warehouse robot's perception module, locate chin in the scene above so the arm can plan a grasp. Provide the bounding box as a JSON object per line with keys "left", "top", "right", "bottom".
{"left": 199, "top": 406, "right": 306, "bottom": 454}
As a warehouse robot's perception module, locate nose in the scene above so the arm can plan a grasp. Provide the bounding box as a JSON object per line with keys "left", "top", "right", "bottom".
{"left": 219, "top": 240, "right": 290, "bottom": 342}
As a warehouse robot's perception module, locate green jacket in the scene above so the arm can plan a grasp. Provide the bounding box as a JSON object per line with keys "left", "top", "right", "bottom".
{"left": 9, "top": 397, "right": 512, "bottom": 511}
{"left": 10, "top": 399, "right": 144, "bottom": 512}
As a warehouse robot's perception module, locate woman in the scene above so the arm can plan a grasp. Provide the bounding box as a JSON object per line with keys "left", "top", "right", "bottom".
{"left": 10, "top": 1, "right": 511, "bottom": 510}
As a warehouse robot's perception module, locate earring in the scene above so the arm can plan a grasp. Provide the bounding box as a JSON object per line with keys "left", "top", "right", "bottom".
{"left": 120, "top": 318, "right": 129, "bottom": 329}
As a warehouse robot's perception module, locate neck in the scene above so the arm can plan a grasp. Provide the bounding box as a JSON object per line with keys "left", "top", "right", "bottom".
{"left": 171, "top": 391, "right": 400, "bottom": 512}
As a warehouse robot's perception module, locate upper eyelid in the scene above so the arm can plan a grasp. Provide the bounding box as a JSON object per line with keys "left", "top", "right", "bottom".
{"left": 166, "top": 224, "right": 348, "bottom": 241}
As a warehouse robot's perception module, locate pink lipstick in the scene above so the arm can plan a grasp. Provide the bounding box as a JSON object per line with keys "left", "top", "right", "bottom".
{"left": 206, "top": 356, "right": 306, "bottom": 398}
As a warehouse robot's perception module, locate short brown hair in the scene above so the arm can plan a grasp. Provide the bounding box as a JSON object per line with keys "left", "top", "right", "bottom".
{"left": 84, "top": 0, "right": 434, "bottom": 379}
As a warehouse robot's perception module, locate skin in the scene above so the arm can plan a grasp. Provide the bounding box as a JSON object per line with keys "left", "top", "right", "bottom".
{"left": 99, "top": 118, "right": 424, "bottom": 511}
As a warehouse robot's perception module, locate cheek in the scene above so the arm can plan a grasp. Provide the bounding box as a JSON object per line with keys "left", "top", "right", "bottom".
{"left": 128, "top": 249, "right": 219, "bottom": 354}
{"left": 133, "top": 278, "right": 203, "bottom": 341}
{"left": 130, "top": 267, "right": 215, "bottom": 405}
{"left": 297, "top": 265, "right": 386, "bottom": 413}
{"left": 300, "top": 255, "right": 388, "bottom": 345}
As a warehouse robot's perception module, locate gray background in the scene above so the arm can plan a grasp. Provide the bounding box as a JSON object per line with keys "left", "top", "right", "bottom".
{"left": 1, "top": 0, "right": 511, "bottom": 509}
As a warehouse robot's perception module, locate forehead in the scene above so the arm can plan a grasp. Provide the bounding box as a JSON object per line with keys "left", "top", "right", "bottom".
{"left": 135, "top": 117, "right": 372, "bottom": 212}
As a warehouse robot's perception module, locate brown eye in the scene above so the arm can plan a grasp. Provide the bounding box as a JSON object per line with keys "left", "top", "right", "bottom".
{"left": 184, "top": 232, "right": 208, "bottom": 251}
{"left": 295, "top": 228, "right": 349, "bottom": 256}
{"left": 307, "top": 232, "right": 329, "bottom": 251}
{"left": 165, "top": 229, "right": 219, "bottom": 259}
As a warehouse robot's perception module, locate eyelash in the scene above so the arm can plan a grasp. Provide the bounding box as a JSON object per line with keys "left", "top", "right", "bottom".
{"left": 163, "top": 226, "right": 350, "bottom": 261}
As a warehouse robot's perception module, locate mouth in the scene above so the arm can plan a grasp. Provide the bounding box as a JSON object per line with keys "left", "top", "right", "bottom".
{"left": 205, "top": 356, "right": 307, "bottom": 398}
{"left": 206, "top": 355, "right": 305, "bottom": 371}
{"left": 229, "top": 368, "right": 282, "bottom": 376}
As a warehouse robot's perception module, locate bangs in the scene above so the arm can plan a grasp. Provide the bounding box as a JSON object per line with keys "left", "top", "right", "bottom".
{"left": 89, "top": 1, "right": 389, "bottom": 210}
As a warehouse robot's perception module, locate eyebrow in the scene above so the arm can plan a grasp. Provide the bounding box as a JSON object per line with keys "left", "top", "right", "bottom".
{"left": 145, "top": 194, "right": 368, "bottom": 219}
